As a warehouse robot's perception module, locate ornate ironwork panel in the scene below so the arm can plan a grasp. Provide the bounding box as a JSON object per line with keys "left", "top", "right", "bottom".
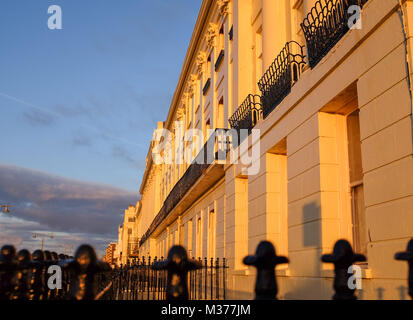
{"left": 228, "top": 94, "right": 262, "bottom": 139}
{"left": 301, "top": 0, "right": 368, "bottom": 69}
{"left": 258, "top": 41, "right": 306, "bottom": 119}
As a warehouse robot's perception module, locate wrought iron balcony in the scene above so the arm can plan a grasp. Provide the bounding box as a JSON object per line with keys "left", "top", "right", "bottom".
{"left": 228, "top": 94, "right": 262, "bottom": 141}
{"left": 140, "top": 129, "right": 230, "bottom": 247}
{"left": 258, "top": 41, "right": 306, "bottom": 119}
{"left": 301, "top": 0, "right": 368, "bottom": 69}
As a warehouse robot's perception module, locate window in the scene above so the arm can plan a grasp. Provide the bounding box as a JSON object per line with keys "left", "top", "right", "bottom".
{"left": 293, "top": 0, "right": 305, "bottom": 45}
{"left": 254, "top": 28, "right": 263, "bottom": 93}
{"left": 187, "top": 96, "right": 193, "bottom": 127}
{"left": 179, "top": 224, "right": 185, "bottom": 245}
{"left": 204, "top": 119, "right": 211, "bottom": 142}
{"left": 208, "top": 210, "right": 215, "bottom": 258}
{"left": 188, "top": 219, "right": 193, "bottom": 257}
{"left": 219, "top": 25, "right": 225, "bottom": 51}
{"left": 206, "top": 54, "right": 212, "bottom": 80}
{"left": 196, "top": 217, "right": 202, "bottom": 257}
{"left": 217, "top": 97, "right": 225, "bottom": 129}
{"left": 347, "top": 110, "right": 367, "bottom": 256}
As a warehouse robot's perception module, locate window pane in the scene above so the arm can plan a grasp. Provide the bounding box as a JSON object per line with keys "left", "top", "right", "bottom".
{"left": 353, "top": 184, "right": 367, "bottom": 255}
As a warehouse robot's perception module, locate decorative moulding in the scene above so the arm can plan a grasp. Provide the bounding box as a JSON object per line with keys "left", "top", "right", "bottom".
{"left": 196, "top": 51, "right": 207, "bottom": 75}
{"left": 217, "top": 0, "right": 231, "bottom": 17}
{"left": 187, "top": 74, "right": 198, "bottom": 95}
{"left": 205, "top": 23, "right": 219, "bottom": 48}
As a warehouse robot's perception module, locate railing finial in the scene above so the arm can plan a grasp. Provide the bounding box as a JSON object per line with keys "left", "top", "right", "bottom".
{"left": 321, "top": 239, "right": 366, "bottom": 300}
{"left": 395, "top": 239, "right": 413, "bottom": 300}
{"left": 243, "top": 241, "right": 289, "bottom": 300}
{"left": 151, "top": 245, "right": 201, "bottom": 300}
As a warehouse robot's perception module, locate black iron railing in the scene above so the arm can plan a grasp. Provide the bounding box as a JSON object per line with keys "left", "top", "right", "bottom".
{"left": 2, "top": 238, "right": 413, "bottom": 301}
{"left": 228, "top": 94, "right": 262, "bottom": 139}
{"left": 0, "top": 246, "right": 115, "bottom": 300}
{"left": 115, "top": 257, "right": 228, "bottom": 300}
{"left": 258, "top": 41, "right": 306, "bottom": 119}
{"left": 140, "top": 129, "right": 230, "bottom": 247}
{"left": 301, "top": 0, "right": 368, "bottom": 69}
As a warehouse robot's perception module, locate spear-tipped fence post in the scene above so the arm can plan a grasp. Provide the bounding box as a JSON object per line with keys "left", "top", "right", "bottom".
{"left": 215, "top": 258, "right": 219, "bottom": 299}
{"left": 243, "top": 241, "right": 289, "bottom": 300}
{"left": 0, "top": 245, "right": 17, "bottom": 300}
{"left": 58, "top": 244, "right": 111, "bottom": 300}
{"left": 321, "top": 239, "right": 366, "bottom": 300}
{"left": 151, "top": 245, "right": 201, "bottom": 300}
{"left": 11, "top": 249, "right": 32, "bottom": 300}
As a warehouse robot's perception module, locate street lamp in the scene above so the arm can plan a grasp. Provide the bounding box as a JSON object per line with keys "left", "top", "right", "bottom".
{"left": 0, "top": 205, "right": 9, "bottom": 214}
{"left": 32, "top": 233, "right": 54, "bottom": 251}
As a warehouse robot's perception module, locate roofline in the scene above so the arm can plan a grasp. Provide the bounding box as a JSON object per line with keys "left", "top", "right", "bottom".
{"left": 138, "top": 0, "right": 213, "bottom": 195}
{"left": 164, "top": 0, "right": 213, "bottom": 129}
{"left": 138, "top": 141, "right": 154, "bottom": 194}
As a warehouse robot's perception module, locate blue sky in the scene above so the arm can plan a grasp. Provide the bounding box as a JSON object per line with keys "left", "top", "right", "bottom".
{"left": 0, "top": 0, "right": 201, "bottom": 255}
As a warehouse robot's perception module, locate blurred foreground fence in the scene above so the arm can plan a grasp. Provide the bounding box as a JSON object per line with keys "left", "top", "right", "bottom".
{"left": 0, "top": 245, "right": 114, "bottom": 300}
{"left": 2, "top": 239, "right": 412, "bottom": 301}
{"left": 0, "top": 244, "right": 228, "bottom": 300}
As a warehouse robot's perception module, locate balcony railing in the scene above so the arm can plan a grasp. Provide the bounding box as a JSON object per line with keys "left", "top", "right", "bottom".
{"left": 228, "top": 94, "right": 262, "bottom": 141}
{"left": 140, "top": 129, "right": 230, "bottom": 247}
{"left": 258, "top": 41, "right": 306, "bottom": 119}
{"left": 301, "top": 0, "right": 368, "bottom": 69}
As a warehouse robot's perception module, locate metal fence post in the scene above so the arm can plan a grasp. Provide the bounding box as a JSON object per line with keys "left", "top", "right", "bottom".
{"left": 395, "top": 239, "right": 413, "bottom": 300}
{"left": 321, "top": 239, "right": 366, "bottom": 300}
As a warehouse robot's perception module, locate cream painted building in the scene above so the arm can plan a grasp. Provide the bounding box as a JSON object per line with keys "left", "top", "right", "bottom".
{"left": 135, "top": 0, "right": 413, "bottom": 299}
{"left": 114, "top": 202, "right": 141, "bottom": 266}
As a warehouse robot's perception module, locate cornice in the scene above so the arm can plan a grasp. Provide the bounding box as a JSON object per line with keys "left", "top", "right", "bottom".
{"left": 163, "top": 0, "right": 214, "bottom": 129}
{"left": 217, "top": 0, "right": 231, "bottom": 17}
{"left": 139, "top": 0, "right": 215, "bottom": 195}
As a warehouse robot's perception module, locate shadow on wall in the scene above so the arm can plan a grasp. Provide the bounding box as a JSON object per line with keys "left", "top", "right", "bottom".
{"left": 282, "top": 279, "right": 332, "bottom": 300}
{"left": 397, "top": 286, "right": 408, "bottom": 300}
{"left": 302, "top": 202, "right": 321, "bottom": 248}
{"left": 226, "top": 288, "right": 254, "bottom": 300}
{"left": 358, "top": 285, "right": 408, "bottom": 300}
{"left": 283, "top": 202, "right": 329, "bottom": 299}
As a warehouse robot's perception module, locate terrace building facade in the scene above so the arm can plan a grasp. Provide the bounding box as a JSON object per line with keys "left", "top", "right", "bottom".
{"left": 115, "top": 202, "right": 141, "bottom": 266}
{"left": 136, "top": 0, "right": 413, "bottom": 299}
{"left": 103, "top": 242, "right": 117, "bottom": 267}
